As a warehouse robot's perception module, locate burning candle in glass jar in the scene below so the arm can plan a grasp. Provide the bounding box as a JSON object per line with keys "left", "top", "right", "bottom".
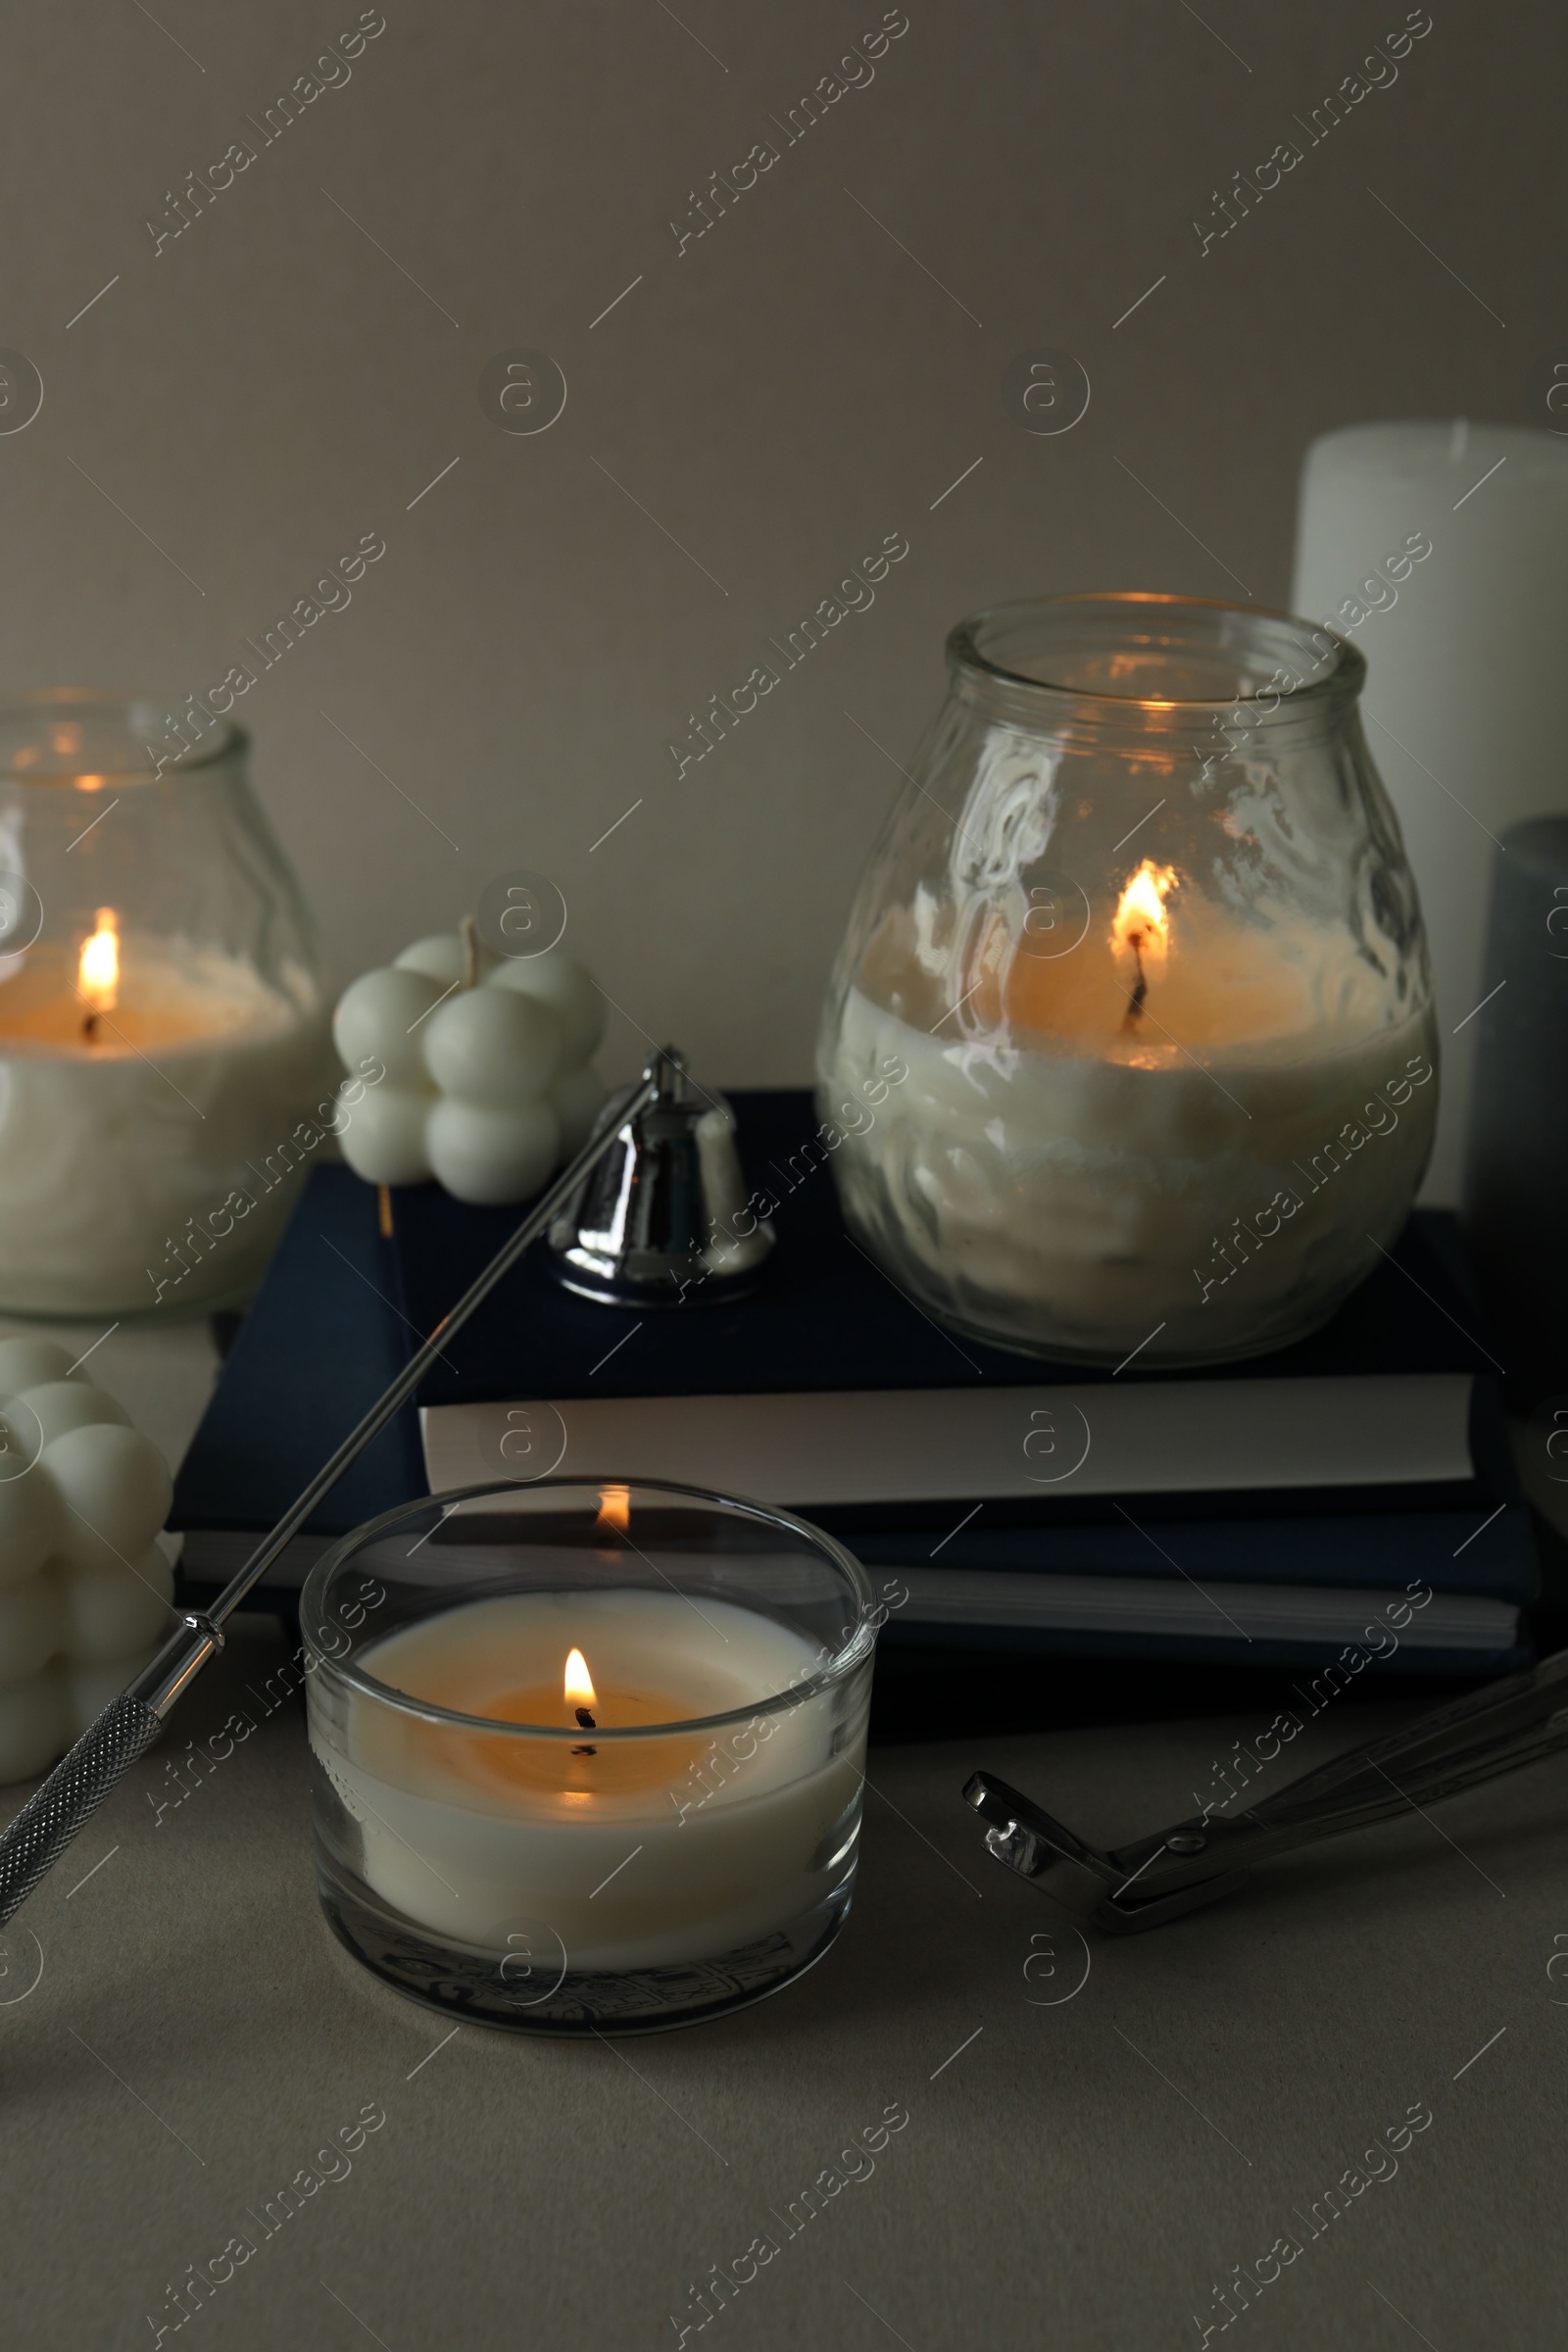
{"left": 0, "top": 697, "right": 334, "bottom": 1317}
{"left": 323, "top": 1575, "right": 866, "bottom": 1972}
{"left": 823, "top": 846, "right": 1437, "bottom": 1363}
{"left": 817, "top": 592, "right": 1441, "bottom": 1366}
{"left": 0, "top": 911, "right": 332, "bottom": 1316}
{"left": 304, "top": 1480, "right": 878, "bottom": 2030}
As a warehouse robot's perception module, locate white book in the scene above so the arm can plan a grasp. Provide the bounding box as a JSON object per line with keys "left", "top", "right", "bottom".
{"left": 418, "top": 1373, "right": 1476, "bottom": 1512}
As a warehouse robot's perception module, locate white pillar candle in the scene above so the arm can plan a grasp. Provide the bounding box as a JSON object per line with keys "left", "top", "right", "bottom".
{"left": 318, "top": 1588, "right": 864, "bottom": 1974}
{"left": 1290, "top": 420, "right": 1568, "bottom": 1200}
{"left": 0, "top": 923, "right": 331, "bottom": 1316}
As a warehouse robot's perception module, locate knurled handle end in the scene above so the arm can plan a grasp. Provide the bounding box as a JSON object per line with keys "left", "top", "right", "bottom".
{"left": 0, "top": 1694, "right": 162, "bottom": 1931}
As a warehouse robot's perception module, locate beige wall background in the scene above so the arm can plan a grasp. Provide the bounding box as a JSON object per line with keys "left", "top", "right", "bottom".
{"left": 2, "top": 0, "right": 1561, "bottom": 1087}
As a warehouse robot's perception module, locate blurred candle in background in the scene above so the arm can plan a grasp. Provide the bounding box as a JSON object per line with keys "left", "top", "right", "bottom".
{"left": 1291, "top": 419, "right": 1568, "bottom": 1202}
{"left": 0, "top": 697, "right": 334, "bottom": 1319}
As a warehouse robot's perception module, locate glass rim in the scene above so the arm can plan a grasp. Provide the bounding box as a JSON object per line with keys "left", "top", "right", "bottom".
{"left": 0, "top": 689, "right": 244, "bottom": 784}
{"left": 299, "top": 1475, "right": 879, "bottom": 1740}
{"left": 948, "top": 591, "right": 1364, "bottom": 714}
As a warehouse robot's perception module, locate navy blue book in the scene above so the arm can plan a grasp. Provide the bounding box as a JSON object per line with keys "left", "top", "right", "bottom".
{"left": 170, "top": 1162, "right": 424, "bottom": 1564}
{"left": 171, "top": 1094, "right": 1533, "bottom": 1672}
{"left": 399, "top": 1094, "right": 1494, "bottom": 1402}
{"left": 401, "top": 1092, "right": 1518, "bottom": 1513}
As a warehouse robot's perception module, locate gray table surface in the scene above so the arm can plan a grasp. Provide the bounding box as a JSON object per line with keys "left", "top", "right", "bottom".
{"left": 1, "top": 1322, "right": 1560, "bottom": 2351}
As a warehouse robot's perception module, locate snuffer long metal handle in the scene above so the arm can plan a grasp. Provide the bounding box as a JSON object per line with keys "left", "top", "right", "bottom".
{"left": 0, "top": 1060, "right": 666, "bottom": 1929}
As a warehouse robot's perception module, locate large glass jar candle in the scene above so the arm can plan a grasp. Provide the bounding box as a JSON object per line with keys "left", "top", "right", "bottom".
{"left": 0, "top": 695, "right": 333, "bottom": 1318}
{"left": 818, "top": 596, "right": 1437, "bottom": 1366}
{"left": 304, "top": 1481, "right": 877, "bottom": 2034}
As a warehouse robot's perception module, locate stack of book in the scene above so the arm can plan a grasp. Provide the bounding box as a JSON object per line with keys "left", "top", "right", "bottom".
{"left": 172, "top": 1092, "right": 1535, "bottom": 1673}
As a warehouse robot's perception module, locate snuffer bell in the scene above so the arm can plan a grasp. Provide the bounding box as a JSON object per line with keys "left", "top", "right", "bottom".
{"left": 547, "top": 1046, "right": 773, "bottom": 1308}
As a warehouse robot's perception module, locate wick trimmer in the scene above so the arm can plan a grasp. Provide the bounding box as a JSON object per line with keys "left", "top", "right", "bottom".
{"left": 965, "top": 1642, "right": 1568, "bottom": 1933}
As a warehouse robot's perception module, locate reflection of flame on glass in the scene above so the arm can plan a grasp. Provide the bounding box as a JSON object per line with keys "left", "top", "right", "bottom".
{"left": 564, "top": 1647, "right": 597, "bottom": 1712}
{"left": 1110, "top": 861, "right": 1176, "bottom": 1025}
{"left": 78, "top": 907, "right": 119, "bottom": 1016}
{"left": 595, "top": 1484, "right": 631, "bottom": 1536}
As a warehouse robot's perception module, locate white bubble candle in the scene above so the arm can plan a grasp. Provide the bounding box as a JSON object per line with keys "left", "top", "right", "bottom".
{"left": 332, "top": 923, "right": 608, "bottom": 1205}
{"left": 0, "top": 1340, "right": 174, "bottom": 1782}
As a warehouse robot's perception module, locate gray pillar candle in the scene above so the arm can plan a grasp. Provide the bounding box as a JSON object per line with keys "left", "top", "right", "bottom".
{"left": 1462, "top": 815, "right": 1568, "bottom": 1405}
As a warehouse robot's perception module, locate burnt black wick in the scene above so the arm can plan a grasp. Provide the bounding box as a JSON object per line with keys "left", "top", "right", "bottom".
{"left": 1122, "top": 935, "right": 1149, "bottom": 1027}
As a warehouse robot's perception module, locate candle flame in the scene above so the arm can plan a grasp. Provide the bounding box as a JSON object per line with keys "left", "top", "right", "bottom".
{"left": 564, "top": 1648, "right": 597, "bottom": 1711}
{"left": 595, "top": 1484, "right": 631, "bottom": 1536}
{"left": 78, "top": 907, "right": 120, "bottom": 1013}
{"left": 1110, "top": 860, "right": 1176, "bottom": 971}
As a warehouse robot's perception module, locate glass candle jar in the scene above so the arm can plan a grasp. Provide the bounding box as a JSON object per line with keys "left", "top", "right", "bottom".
{"left": 818, "top": 595, "right": 1437, "bottom": 1366}
{"left": 0, "top": 694, "right": 334, "bottom": 1318}
{"left": 303, "top": 1480, "right": 877, "bottom": 2035}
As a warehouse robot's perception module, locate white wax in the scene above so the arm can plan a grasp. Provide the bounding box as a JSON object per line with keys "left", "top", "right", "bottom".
{"left": 333, "top": 938, "right": 606, "bottom": 1204}
{"left": 1291, "top": 420, "right": 1568, "bottom": 1200}
{"left": 318, "top": 1589, "right": 864, "bottom": 1973}
{"left": 0, "top": 1339, "right": 175, "bottom": 1780}
{"left": 823, "top": 983, "right": 1436, "bottom": 1363}
{"left": 0, "top": 941, "right": 331, "bottom": 1316}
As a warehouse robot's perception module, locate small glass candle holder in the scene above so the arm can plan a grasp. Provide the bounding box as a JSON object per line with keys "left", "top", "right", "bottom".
{"left": 302, "top": 1480, "right": 877, "bottom": 2035}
